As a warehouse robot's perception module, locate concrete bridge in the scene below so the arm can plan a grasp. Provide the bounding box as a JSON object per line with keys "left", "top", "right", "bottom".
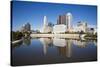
{"left": 30, "top": 33, "right": 86, "bottom": 39}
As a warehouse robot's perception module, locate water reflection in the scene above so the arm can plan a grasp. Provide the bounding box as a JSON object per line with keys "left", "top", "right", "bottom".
{"left": 53, "top": 38, "right": 67, "bottom": 47}
{"left": 12, "top": 37, "right": 97, "bottom": 54}
{"left": 53, "top": 38, "right": 72, "bottom": 57}
{"left": 23, "top": 37, "right": 31, "bottom": 46}
{"left": 12, "top": 37, "right": 97, "bottom": 66}
{"left": 12, "top": 41, "right": 23, "bottom": 48}
{"left": 73, "top": 40, "right": 88, "bottom": 48}
{"left": 39, "top": 37, "right": 97, "bottom": 58}
{"left": 40, "top": 38, "right": 53, "bottom": 55}
{"left": 12, "top": 37, "right": 31, "bottom": 48}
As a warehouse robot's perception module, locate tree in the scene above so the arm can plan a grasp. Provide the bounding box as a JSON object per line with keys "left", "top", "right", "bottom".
{"left": 11, "top": 31, "right": 23, "bottom": 41}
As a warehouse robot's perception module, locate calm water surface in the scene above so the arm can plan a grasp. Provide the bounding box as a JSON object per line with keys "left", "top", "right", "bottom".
{"left": 11, "top": 37, "right": 97, "bottom": 66}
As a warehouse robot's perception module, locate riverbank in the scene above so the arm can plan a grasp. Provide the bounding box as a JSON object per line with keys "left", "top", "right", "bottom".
{"left": 84, "top": 37, "right": 97, "bottom": 40}
{"left": 84, "top": 33, "right": 97, "bottom": 40}
{"left": 12, "top": 39, "right": 23, "bottom": 44}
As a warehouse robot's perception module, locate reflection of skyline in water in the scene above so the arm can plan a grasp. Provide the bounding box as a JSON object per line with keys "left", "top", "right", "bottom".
{"left": 40, "top": 38, "right": 53, "bottom": 55}
{"left": 12, "top": 37, "right": 97, "bottom": 66}
{"left": 39, "top": 37, "right": 97, "bottom": 58}
{"left": 12, "top": 37, "right": 97, "bottom": 51}
{"left": 12, "top": 37, "right": 31, "bottom": 48}
{"left": 12, "top": 37, "right": 97, "bottom": 52}
{"left": 23, "top": 37, "right": 31, "bottom": 46}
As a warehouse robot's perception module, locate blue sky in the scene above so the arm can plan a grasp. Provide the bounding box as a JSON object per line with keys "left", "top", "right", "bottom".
{"left": 12, "top": 1, "right": 97, "bottom": 31}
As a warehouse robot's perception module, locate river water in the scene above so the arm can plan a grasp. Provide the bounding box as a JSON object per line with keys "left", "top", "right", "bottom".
{"left": 11, "top": 37, "right": 97, "bottom": 66}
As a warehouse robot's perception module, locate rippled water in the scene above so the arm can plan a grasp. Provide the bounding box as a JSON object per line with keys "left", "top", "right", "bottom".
{"left": 11, "top": 37, "right": 97, "bottom": 66}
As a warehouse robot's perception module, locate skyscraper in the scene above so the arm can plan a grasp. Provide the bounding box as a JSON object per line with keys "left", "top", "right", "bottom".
{"left": 43, "top": 16, "right": 47, "bottom": 32}
{"left": 43, "top": 16, "right": 48, "bottom": 26}
{"left": 57, "top": 15, "right": 66, "bottom": 25}
{"left": 43, "top": 16, "right": 52, "bottom": 33}
{"left": 66, "top": 12, "right": 72, "bottom": 30}
{"left": 57, "top": 12, "right": 72, "bottom": 32}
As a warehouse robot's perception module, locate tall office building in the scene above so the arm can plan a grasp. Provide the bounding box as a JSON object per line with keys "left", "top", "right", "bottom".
{"left": 57, "top": 15, "right": 66, "bottom": 25}
{"left": 66, "top": 12, "right": 72, "bottom": 30}
{"left": 43, "top": 16, "right": 48, "bottom": 26}
{"left": 43, "top": 16, "right": 48, "bottom": 32}
{"left": 43, "top": 16, "right": 52, "bottom": 33}
{"left": 57, "top": 12, "right": 72, "bottom": 31}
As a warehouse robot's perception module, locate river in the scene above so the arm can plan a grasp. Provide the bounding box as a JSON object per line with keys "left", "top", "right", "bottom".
{"left": 11, "top": 37, "right": 97, "bottom": 66}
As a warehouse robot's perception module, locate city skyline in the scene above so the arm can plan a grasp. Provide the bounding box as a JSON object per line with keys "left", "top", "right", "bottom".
{"left": 12, "top": 1, "right": 97, "bottom": 31}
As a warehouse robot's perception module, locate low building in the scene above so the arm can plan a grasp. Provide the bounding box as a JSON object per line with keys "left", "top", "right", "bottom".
{"left": 87, "top": 28, "right": 94, "bottom": 34}
{"left": 73, "top": 21, "right": 87, "bottom": 33}
{"left": 53, "top": 24, "right": 67, "bottom": 34}
{"left": 43, "top": 25, "right": 52, "bottom": 33}
{"left": 87, "top": 27, "right": 97, "bottom": 34}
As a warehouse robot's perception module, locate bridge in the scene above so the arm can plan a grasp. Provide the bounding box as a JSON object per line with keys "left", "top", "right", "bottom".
{"left": 31, "top": 33, "right": 86, "bottom": 39}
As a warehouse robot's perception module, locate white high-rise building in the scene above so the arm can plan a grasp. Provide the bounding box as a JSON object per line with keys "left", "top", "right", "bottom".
{"left": 42, "top": 16, "right": 52, "bottom": 33}
{"left": 43, "top": 16, "right": 48, "bottom": 26}
{"left": 66, "top": 12, "right": 72, "bottom": 31}
{"left": 43, "top": 16, "right": 48, "bottom": 33}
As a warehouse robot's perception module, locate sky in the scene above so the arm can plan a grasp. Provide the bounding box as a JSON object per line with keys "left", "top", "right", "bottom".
{"left": 11, "top": 1, "right": 97, "bottom": 31}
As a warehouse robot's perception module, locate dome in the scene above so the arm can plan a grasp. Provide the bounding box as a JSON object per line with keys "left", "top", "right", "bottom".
{"left": 67, "top": 12, "right": 72, "bottom": 16}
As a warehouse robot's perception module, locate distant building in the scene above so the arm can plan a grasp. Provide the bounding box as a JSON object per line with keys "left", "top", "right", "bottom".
{"left": 94, "top": 28, "right": 97, "bottom": 34}
{"left": 43, "top": 26, "right": 52, "bottom": 33}
{"left": 66, "top": 13, "right": 72, "bottom": 31}
{"left": 57, "top": 12, "right": 72, "bottom": 32}
{"left": 87, "top": 27, "right": 97, "bottom": 34}
{"left": 74, "top": 21, "right": 87, "bottom": 33}
{"left": 87, "top": 28, "right": 94, "bottom": 34}
{"left": 21, "top": 23, "right": 31, "bottom": 32}
{"left": 57, "top": 15, "right": 66, "bottom": 25}
{"left": 53, "top": 24, "right": 67, "bottom": 34}
{"left": 42, "top": 16, "right": 52, "bottom": 33}
{"left": 25, "top": 23, "right": 31, "bottom": 31}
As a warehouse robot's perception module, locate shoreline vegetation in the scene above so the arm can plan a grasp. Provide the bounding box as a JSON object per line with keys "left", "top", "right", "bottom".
{"left": 11, "top": 31, "right": 97, "bottom": 44}
{"left": 84, "top": 33, "right": 97, "bottom": 40}
{"left": 11, "top": 31, "right": 23, "bottom": 41}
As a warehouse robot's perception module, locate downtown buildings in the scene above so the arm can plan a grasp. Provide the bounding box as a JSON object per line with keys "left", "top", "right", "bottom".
{"left": 20, "top": 13, "right": 96, "bottom": 34}
{"left": 19, "top": 12, "right": 97, "bottom": 35}
{"left": 42, "top": 12, "right": 96, "bottom": 34}
{"left": 21, "top": 23, "right": 31, "bottom": 33}
{"left": 42, "top": 16, "right": 53, "bottom": 33}
{"left": 57, "top": 12, "right": 72, "bottom": 30}
{"left": 73, "top": 21, "right": 87, "bottom": 33}
{"left": 53, "top": 12, "right": 72, "bottom": 33}
{"left": 42, "top": 12, "right": 73, "bottom": 33}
